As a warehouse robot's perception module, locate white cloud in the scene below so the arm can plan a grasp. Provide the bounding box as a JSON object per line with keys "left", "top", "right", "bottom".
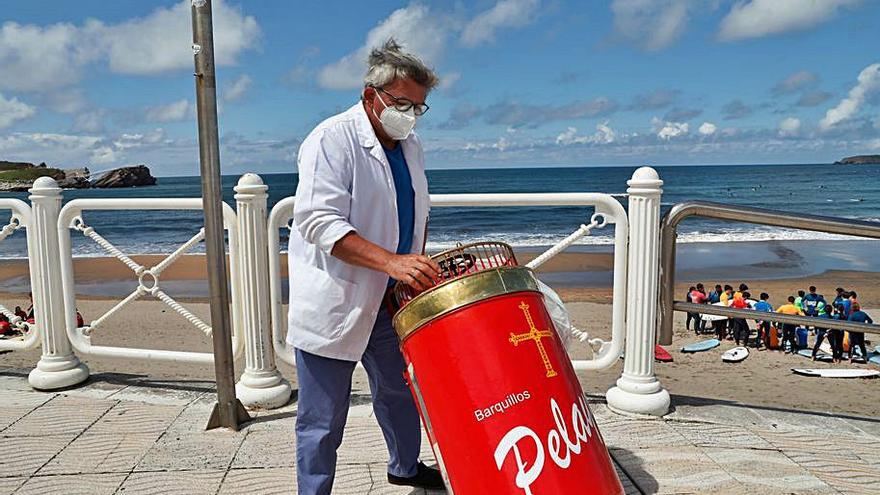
{"left": 652, "top": 116, "right": 689, "bottom": 139}
{"left": 556, "top": 121, "right": 617, "bottom": 145}
{"left": 610, "top": 0, "right": 693, "bottom": 51}
{"left": 492, "top": 137, "right": 509, "bottom": 151}
{"left": 316, "top": 1, "right": 537, "bottom": 91}
{"left": 819, "top": 62, "right": 880, "bottom": 131}
{"left": 0, "top": 93, "right": 36, "bottom": 129}
{"left": 73, "top": 109, "right": 108, "bottom": 133}
{"left": 438, "top": 72, "right": 461, "bottom": 92}
{"left": 718, "top": 0, "right": 862, "bottom": 42}
{"left": 0, "top": 22, "right": 98, "bottom": 92}
{"left": 461, "top": 0, "right": 540, "bottom": 47}
{"left": 316, "top": 4, "right": 448, "bottom": 90}
{"left": 698, "top": 122, "right": 717, "bottom": 135}
{"left": 223, "top": 74, "right": 252, "bottom": 102}
{"left": 778, "top": 117, "right": 801, "bottom": 136}
{"left": 0, "top": 0, "right": 259, "bottom": 94}
{"left": 145, "top": 99, "right": 193, "bottom": 123}
{"left": 86, "top": 0, "right": 260, "bottom": 75}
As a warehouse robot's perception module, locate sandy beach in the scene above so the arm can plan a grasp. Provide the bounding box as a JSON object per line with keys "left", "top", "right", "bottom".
{"left": 2, "top": 247, "right": 878, "bottom": 418}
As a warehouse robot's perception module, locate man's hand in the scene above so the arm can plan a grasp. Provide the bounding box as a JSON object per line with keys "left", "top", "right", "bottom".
{"left": 384, "top": 254, "right": 440, "bottom": 291}
{"left": 331, "top": 232, "right": 440, "bottom": 290}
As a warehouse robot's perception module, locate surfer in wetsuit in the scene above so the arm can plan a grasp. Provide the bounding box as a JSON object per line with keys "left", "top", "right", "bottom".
{"left": 847, "top": 303, "right": 872, "bottom": 363}
{"left": 753, "top": 292, "right": 772, "bottom": 349}
{"left": 811, "top": 303, "right": 835, "bottom": 361}
{"left": 776, "top": 296, "right": 803, "bottom": 353}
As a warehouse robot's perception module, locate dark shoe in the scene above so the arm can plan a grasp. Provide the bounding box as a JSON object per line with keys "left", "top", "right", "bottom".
{"left": 388, "top": 462, "right": 445, "bottom": 490}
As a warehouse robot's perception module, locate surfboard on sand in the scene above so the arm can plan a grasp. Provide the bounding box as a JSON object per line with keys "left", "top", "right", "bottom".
{"left": 796, "top": 349, "right": 833, "bottom": 362}
{"left": 722, "top": 346, "right": 749, "bottom": 363}
{"left": 655, "top": 344, "right": 673, "bottom": 362}
{"left": 792, "top": 368, "right": 880, "bottom": 378}
{"left": 681, "top": 339, "right": 721, "bottom": 353}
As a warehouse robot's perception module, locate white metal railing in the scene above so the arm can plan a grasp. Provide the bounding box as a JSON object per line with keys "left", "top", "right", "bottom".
{"left": 57, "top": 198, "right": 244, "bottom": 364}
{"left": 6, "top": 169, "right": 671, "bottom": 417}
{"left": 268, "top": 193, "right": 629, "bottom": 371}
{"left": 0, "top": 199, "right": 40, "bottom": 351}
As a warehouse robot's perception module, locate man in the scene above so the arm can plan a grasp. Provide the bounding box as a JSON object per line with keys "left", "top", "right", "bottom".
{"left": 288, "top": 39, "right": 444, "bottom": 494}
{"left": 691, "top": 283, "right": 707, "bottom": 334}
{"left": 847, "top": 303, "right": 873, "bottom": 363}
{"left": 776, "top": 296, "right": 804, "bottom": 353}
{"left": 812, "top": 303, "right": 836, "bottom": 362}
{"left": 802, "top": 286, "right": 825, "bottom": 317}
{"left": 794, "top": 289, "right": 806, "bottom": 313}
{"left": 685, "top": 286, "right": 697, "bottom": 332}
{"left": 720, "top": 285, "right": 734, "bottom": 339}
{"left": 753, "top": 292, "right": 773, "bottom": 349}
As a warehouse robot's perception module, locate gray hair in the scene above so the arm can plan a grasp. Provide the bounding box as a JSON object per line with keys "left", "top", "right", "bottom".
{"left": 364, "top": 39, "right": 439, "bottom": 91}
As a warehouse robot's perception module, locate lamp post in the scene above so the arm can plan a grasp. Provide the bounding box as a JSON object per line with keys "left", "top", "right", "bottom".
{"left": 191, "top": 0, "right": 250, "bottom": 430}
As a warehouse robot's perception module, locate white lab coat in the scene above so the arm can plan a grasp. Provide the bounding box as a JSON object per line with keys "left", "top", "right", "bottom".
{"left": 287, "top": 102, "right": 430, "bottom": 361}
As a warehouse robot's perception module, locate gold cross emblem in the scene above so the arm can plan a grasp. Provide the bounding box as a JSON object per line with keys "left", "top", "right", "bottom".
{"left": 509, "top": 301, "right": 558, "bottom": 378}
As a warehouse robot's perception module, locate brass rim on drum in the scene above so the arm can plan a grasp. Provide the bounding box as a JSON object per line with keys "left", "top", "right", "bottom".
{"left": 392, "top": 266, "right": 540, "bottom": 341}
{"left": 392, "top": 241, "right": 518, "bottom": 306}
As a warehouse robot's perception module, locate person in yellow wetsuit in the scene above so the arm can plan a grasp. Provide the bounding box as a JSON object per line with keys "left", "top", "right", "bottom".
{"left": 776, "top": 296, "right": 804, "bottom": 353}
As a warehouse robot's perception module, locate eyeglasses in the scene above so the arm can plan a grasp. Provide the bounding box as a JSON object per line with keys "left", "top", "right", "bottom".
{"left": 373, "top": 86, "right": 430, "bottom": 116}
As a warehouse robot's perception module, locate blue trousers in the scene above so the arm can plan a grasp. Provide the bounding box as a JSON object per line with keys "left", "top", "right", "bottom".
{"left": 295, "top": 309, "right": 421, "bottom": 495}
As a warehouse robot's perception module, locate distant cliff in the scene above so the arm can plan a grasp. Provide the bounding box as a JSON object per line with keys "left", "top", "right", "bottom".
{"left": 0, "top": 161, "right": 157, "bottom": 191}
{"left": 90, "top": 165, "right": 157, "bottom": 188}
{"left": 835, "top": 155, "right": 880, "bottom": 165}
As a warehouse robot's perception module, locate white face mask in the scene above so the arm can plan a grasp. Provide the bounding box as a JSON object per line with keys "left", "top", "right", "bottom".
{"left": 370, "top": 89, "right": 417, "bottom": 140}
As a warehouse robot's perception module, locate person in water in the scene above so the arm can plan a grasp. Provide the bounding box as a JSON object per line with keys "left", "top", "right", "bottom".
{"left": 847, "top": 303, "right": 872, "bottom": 363}
{"left": 776, "top": 296, "right": 803, "bottom": 353}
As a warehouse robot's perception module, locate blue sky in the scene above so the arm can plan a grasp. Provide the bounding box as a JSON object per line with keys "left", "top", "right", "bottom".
{"left": 1, "top": 0, "right": 879, "bottom": 176}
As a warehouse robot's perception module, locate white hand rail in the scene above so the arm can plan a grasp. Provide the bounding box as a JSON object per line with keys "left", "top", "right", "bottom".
{"left": 268, "top": 192, "right": 628, "bottom": 371}
{"left": 0, "top": 199, "right": 40, "bottom": 351}
{"left": 57, "top": 198, "right": 244, "bottom": 364}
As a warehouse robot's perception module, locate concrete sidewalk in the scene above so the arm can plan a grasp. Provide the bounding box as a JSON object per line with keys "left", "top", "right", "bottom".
{"left": 1, "top": 368, "right": 878, "bottom": 494}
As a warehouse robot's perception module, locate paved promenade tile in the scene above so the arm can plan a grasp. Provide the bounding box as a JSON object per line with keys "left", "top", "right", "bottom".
{"left": 15, "top": 473, "right": 127, "bottom": 495}
{"left": 1, "top": 372, "right": 879, "bottom": 494}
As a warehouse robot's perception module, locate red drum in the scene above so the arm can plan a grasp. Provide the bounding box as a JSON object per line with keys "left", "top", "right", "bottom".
{"left": 393, "top": 244, "right": 623, "bottom": 495}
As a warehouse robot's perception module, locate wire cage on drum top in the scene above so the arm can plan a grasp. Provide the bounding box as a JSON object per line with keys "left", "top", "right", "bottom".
{"left": 391, "top": 241, "right": 519, "bottom": 308}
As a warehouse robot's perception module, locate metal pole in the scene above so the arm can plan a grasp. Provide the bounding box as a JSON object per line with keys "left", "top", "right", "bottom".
{"left": 191, "top": 0, "right": 250, "bottom": 431}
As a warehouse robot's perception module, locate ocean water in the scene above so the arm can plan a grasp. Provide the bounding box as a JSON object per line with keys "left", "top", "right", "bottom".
{"left": 1, "top": 163, "right": 878, "bottom": 259}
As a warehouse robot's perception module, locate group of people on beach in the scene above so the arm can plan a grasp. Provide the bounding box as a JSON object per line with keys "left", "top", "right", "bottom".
{"left": 686, "top": 284, "right": 873, "bottom": 363}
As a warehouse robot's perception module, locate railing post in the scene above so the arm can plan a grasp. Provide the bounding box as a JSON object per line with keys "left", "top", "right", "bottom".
{"left": 606, "top": 167, "right": 670, "bottom": 416}
{"left": 234, "top": 174, "right": 292, "bottom": 409}
{"left": 27, "top": 177, "right": 89, "bottom": 390}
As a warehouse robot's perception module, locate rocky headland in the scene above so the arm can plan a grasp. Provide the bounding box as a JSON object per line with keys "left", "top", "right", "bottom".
{"left": 0, "top": 161, "right": 157, "bottom": 191}
{"left": 834, "top": 155, "right": 880, "bottom": 165}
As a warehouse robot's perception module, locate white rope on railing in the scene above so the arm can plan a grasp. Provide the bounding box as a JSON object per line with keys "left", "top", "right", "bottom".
{"left": 73, "top": 219, "right": 144, "bottom": 275}
{"left": 72, "top": 219, "right": 212, "bottom": 338}
{"left": 154, "top": 289, "right": 213, "bottom": 337}
{"left": 0, "top": 302, "right": 31, "bottom": 333}
{"left": 528, "top": 214, "right": 611, "bottom": 350}
{"left": 525, "top": 214, "right": 604, "bottom": 270}
{"left": 83, "top": 286, "right": 147, "bottom": 336}
{"left": 152, "top": 228, "right": 205, "bottom": 276}
{"left": 0, "top": 218, "right": 21, "bottom": 243}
